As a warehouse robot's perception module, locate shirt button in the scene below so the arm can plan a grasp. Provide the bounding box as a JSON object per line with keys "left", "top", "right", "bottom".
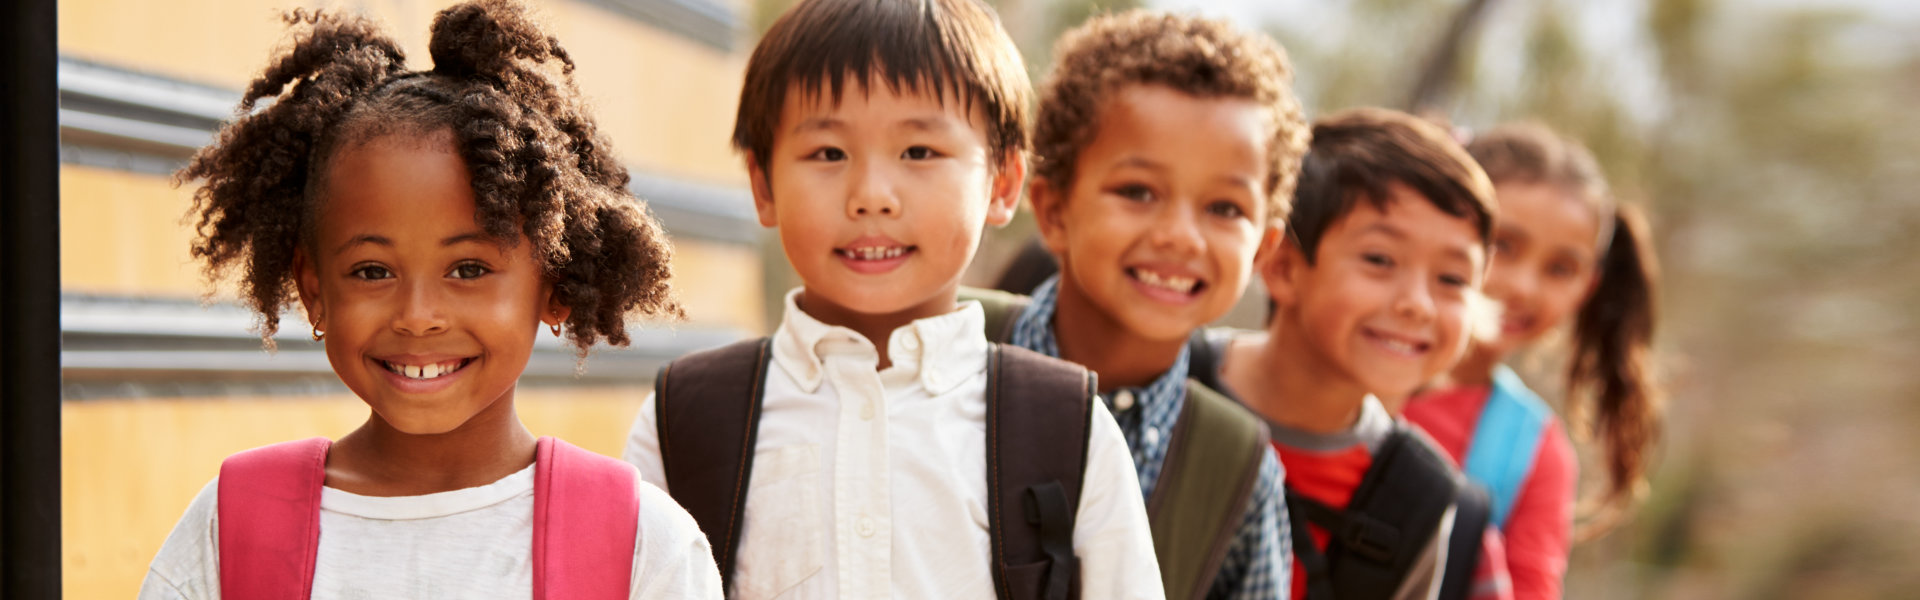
{"left": 1112, "top": 390, "right": 1135, "bottom": 411}
{"left": 857, "top": 516, "right": 876, "bottom": 538}
{"left": 1145, "top": 427, "right": 1161, "bottom": 447}
{"left": 860, "top": 401, "right": 875, "bottom": 421}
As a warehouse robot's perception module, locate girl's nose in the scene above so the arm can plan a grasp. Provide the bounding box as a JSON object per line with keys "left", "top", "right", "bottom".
{"left": 392, "top": 280, "right": 450, "bottom": 336}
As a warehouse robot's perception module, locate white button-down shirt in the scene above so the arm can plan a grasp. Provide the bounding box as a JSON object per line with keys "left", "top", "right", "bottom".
{"left": 627, "top": 290, "right": 1164, "bottom": 599}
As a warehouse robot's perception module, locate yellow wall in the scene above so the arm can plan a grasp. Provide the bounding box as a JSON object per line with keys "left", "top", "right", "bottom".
{"left": 59, "top": 0, "right": 747, "bottom": 184}
{"left": 60, "top": 165, "right": 205, "bottom": 298}
{"left": 64, "top": 387, "right": 649, "bottom": 599}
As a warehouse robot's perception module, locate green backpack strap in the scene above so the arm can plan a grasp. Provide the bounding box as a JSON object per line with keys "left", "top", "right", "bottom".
{"left": 959, "top": 286, "right": 1033, "bottom": 343}
{"left": 1146, "top": 380, "right": 1271, "bottom": 600}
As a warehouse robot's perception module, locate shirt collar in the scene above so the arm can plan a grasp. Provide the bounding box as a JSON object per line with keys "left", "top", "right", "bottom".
{"left": 772, "top": 288, "right": 989, "bottom": 395}
{"left": 1009, "top": 275, "right": 1190, "bottom": 420}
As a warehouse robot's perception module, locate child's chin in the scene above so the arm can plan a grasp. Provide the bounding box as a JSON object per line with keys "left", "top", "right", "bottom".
{"left": 1120, "top": 313, "right": 1204, "bottom": 344}
{"left": 374, "top": 410, "right": 473, "bottom": 436}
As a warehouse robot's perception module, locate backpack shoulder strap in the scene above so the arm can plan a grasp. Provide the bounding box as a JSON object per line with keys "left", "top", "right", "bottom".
{"left": 1290, "top": 422, "right": 1462, "bottom": 600}
{"left": 533, "top": 436, "right": 640, "bottom": 600}
{"left": 1437, "top": 479, "right": 1492, "bottom": 600}
{"left": 986, "top": 343, "right": 1095, "bottom": 600}
{"left": 1463, "top": 365, "right": 1552, "bottom": 527}
{"left": 1146, "top": 380, "right": 1270, "bottom": 600}
{"left": 654, "top": 337, "right": 773, "bottom": 590}
{"left": 1183, "top": 329, "right": 1233, "bottom": 396}
{"left": 217, "top": 437, "right": 331, "bottom": 600}
{"left": 959, "top": 285, "right": 1034, "bottom": 344}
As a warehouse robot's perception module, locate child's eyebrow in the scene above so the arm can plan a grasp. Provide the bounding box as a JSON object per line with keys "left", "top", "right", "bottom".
{"left": 1111, "top": 156, "right": 1169, "bottom": 174}
{"left": 790, "top": 116, "right": 960, "bottom": 136}
{"left": 1356, "top": 222, "right": 1408, "bottom": 240}
{"left": 335, "top": 235, "right": 391, "bottom": 256}
{"left": 790, "top": 117, "right": 845, "bottom": 135}
{"left": 895, "top": 117, "right": 958, "bottom": 133}
{"left": 442, "top": 232, "right": 492, "bottom": 246}
{"left": 331, "top": 232, "right": 493, "bottom": 256}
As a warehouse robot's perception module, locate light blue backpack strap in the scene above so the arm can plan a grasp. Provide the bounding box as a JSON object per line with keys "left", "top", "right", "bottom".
{"left": 1462, "top": 365, "right": 1553, "bottom": 528}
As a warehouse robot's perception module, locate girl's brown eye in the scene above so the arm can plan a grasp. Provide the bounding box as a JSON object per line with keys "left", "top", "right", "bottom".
{"left": 451, "top": 263, "right": 490, "bottom": 279}
{"left": 352, "top": 265, "right": 392, "bottom": 280}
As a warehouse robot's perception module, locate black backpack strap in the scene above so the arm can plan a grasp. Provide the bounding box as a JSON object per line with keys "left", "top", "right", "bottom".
{"left": 1285, "top": 488, "right": 1343, "bottom": 600}
{"left": 959, "top": 285, "right": 1035, "bottom": 344}
{"left": 1146, "top": 381, "right": 1269, "bottom": 600}
{"left": 1184, "top": 328, "right": 1231, "bottom": 395}
{"left": 654, "top": 337, "right": 773, "bottom": 592}
{"left": 1438, "top": 481, "right": 1491, "bottom": 600}
{"left": 1288, "top": 422, "right": 1463, "bottom": 600}
{"left": 986, "top": 343, "right": 1095, "bottom": 600}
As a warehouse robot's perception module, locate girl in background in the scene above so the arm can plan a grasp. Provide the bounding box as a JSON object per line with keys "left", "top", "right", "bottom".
{"left": 1404, "top": 122, "right": 1662, "bottom": 600}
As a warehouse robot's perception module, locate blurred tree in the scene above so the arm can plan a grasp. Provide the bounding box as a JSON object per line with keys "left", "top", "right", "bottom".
{"left": 1272, "top": 0, "right": 1920, "bottom": 596}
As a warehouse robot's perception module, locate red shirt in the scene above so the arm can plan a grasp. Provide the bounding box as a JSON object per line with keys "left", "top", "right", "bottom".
{"left": 1405, "top": 385, "right": 1577, "bottom": 600}
{"left": 1273, "top": 407, "right": 1514, "bottom": 600}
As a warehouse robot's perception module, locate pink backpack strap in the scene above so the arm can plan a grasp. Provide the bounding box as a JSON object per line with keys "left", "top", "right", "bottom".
{"left": 217, "top": 437, "right": 331, "bottom": 600}
{"left": 532, "top": 436, "right": 640, "bottom": 600}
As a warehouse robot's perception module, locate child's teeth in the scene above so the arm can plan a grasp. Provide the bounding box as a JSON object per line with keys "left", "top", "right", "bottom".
{"left": 852, "top": 247, "right": 904, "bottom": 260}
{"left": 1135, "top": 270, "right": 1196, "bottom": 293}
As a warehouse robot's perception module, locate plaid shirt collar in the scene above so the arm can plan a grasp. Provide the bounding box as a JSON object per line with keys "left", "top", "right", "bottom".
{"left": 1009, "top": 276, "right": 1189, "bottom": 495}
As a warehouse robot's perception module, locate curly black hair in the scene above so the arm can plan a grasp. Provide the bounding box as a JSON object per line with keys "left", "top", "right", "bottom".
{"left": 178, "top": 0, "right": 682, "bottom": 353}
{"left": 1034, "top": 10, "right": 1308, "bottom": 224}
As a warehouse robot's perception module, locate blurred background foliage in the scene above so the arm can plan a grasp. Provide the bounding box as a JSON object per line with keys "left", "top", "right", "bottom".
{"left": 748, "top": 0, "right": 1920, "bottom": 596}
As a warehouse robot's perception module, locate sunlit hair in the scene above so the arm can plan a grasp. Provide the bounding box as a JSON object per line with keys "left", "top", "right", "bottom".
{"left": 1032, "top": 10, "right": 1308, "bottom": 224}
{"left": 1469, "top": 122, "right": 1662, "bottom": 537}
{"left": 1288, "top": 107, "right": 1496, "bottom": 263}
{"left": 731, "top": 0, "right": 1032, "bottom": 173}
{"left": 178, "top": 0, "right": 682, "bottom": 353}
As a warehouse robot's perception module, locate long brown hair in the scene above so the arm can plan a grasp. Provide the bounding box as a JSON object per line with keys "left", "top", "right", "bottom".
{"left": 1468, "top": 123, "right": 1662, "bottom": 535}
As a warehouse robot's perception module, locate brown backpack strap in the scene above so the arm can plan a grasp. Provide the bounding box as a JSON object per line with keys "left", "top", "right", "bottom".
{"left": 654, "top": 337, "right": 773, "bottom": 593}
{"left": 986, "top": 343, "right": 1095, "bottom": 600}
{"left": 1146, "top": 380, "right": 1270, "bottom": 600}
{"left": 959, "top": 286, "right": 1034, "bottom": 343}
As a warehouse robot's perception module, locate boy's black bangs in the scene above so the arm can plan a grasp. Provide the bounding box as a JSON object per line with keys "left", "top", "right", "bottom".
{"left": 735, "top": 0, "right": 1029, "bottom": 169}
{"left": 1288, "top": 121, "right": 1495, "bottom": 264}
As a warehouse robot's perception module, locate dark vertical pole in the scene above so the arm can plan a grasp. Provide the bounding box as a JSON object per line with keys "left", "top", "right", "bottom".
{"left": 1, "top": 0, "right": 64, "bottom": 595}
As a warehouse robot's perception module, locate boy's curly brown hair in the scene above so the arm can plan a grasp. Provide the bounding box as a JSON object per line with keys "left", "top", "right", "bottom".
{"left": 177, "top": 0, "right": 681, "bottom": 353}
{"left": 1032, "top": 10, "right": 1308, "bottom": 223}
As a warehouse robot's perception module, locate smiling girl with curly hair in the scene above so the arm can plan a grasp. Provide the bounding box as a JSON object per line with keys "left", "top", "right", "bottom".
{"left": 139, "top": 2, "right": 718, "bottom": 597}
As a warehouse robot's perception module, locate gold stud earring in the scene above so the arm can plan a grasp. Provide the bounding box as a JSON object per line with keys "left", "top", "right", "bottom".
{"left": 311, "top": 324, "right": 325, "bottom": 341}
{"left": 550, "top": 321, "right": 562, "bottom": 336}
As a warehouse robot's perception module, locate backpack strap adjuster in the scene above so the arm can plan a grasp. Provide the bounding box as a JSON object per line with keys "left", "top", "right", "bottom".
{"left": 1338, "top": 514, "right": 1401, "bottom": 564}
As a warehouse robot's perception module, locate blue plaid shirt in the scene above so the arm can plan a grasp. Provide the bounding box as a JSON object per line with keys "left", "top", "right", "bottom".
{"left": 1011, "top": 277, "right": 1292, "bottom": 600}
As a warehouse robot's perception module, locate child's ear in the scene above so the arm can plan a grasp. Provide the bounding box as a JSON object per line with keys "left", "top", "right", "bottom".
{"left": 542, "top": 290, "right": 573, "bottom": 330}
{"left": 985, "top": 152, "right": 1027, "bottom": 227}
{"left": 293, "top": 250, "right": 325, "bottom": 331}
{"left": 746, "top": 153, "right": 777, "bottom": 228}
{"left": 1029, "top": 178, "right": 1069, "bottom": 259}
{"left": 1252, "top": 222, "right": 1284, "bottom": 267}
{"left": 1259, "top": 237, "right": 1306, "bottom": 309}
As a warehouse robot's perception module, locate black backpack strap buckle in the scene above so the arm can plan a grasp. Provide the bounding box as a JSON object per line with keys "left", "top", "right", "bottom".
{"left": 1338, "top": 514, "right": 1401, "bottom": 564}
{"left": 1024, "top": 481, "right": 1076, "bottom": 600}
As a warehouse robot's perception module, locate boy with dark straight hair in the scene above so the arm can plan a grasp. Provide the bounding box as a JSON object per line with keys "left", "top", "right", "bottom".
{"left": 625, "top": 0, "right": 1163, "bottom": 598}
{"left": 1213, "top": 107, "right": 1516, "bottom": 600}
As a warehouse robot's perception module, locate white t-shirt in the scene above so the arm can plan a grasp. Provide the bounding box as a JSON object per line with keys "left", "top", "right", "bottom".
{"left": 138, "top": 461, "right": 722, "bottom": 599}
{"left": 625, "top": 290, "right": 1165, "bottom": 599}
